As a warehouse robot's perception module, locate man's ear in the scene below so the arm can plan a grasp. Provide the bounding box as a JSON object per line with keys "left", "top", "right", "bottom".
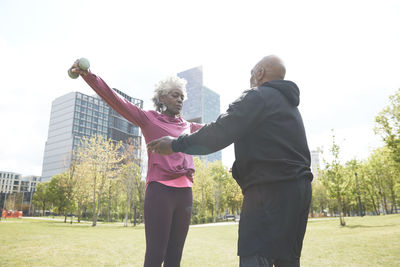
{"left": 256, "top": 67, "right": 265, "bottom": 80}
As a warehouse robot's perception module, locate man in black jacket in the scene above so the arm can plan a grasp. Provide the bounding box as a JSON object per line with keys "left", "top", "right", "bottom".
{"left": 148, "top": 55, "right": 313, "bottom": 267}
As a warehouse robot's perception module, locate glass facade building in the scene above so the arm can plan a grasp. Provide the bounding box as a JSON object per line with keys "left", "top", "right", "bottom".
{"left": 178, "top": 66, "right": 222, "bottom": 163}
{"left": 0, "top": 171, "right": 41, "bottom": 210}
{"left": 41, "top": 90, "right": 143, "bottom": 181}
{"left": 310, "top": 150, "right": 321, "bottom": 179}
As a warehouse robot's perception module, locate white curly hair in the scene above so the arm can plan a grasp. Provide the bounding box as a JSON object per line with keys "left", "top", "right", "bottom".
{"left": 152, "top": 76, "right": 188, "bottom": 112}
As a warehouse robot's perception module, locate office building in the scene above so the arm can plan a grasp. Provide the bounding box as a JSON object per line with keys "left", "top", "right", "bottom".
{"left": 0, "top": 171, "right": 41, "bottom": 210}
{"left": 41, "top": 89, "right": 143, "bottom": 181}
{"left": 178, "top": 66, "right": 222, "bottom": 163}
{"left": 310, "top": 150, "right": 321, "bottom": 179}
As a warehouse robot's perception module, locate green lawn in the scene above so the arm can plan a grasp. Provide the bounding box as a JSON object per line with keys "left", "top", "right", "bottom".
{"left": 0, "top": 215, "right": 399, "bottom": 266}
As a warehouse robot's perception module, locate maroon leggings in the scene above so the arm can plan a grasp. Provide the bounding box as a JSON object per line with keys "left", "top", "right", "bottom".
{"left": 144, "top": 182, "right": 193, "bottom": 267}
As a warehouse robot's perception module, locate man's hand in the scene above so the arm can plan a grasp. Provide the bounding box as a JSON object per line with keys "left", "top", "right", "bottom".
{"left": 147, "top": 136, "right": 176, "bottom": 155}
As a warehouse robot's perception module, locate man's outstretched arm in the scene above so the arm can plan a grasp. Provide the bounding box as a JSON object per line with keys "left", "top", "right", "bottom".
{"left": 147, "top": 89, "right": 266, "bottom": 155}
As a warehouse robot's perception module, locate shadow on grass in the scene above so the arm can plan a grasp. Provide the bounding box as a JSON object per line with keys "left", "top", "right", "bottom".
{"left": 44, "top": 221, "right": 144, "bottom": 230}
{"left": 345, "top": 224, "right": 396, "bottom": 229}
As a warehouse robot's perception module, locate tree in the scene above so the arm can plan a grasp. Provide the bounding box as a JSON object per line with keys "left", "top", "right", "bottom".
{"left": 363, "top": 147, "right": 399, "bottom": 214}
{"left": 117, "top": 138, "right": 143, "bottom": 226}
{"left": 192, "top": 158, "right": 214, "bottom": 224}
{"left": 311, "top": 181, "right": 329, "bottom": 216}
{"left": 224, "top": 172, "right": 243, "bottom": 216}
{"left": 375, "top": 88, "right": 400, "bottom": 214}
{"left": 208, "top": 161, "right": 228, "bottom": 222}
{"left": 32, "top": 182, "right": 49, "bottom": 216}
{"left": 191, "top": 159, "right": 243, "bottom": 224}
{"left": 78, "top": 135, "right": 123, "bottom": 226}
{"left": 358, "top": 160, "right": 381, "bottom": 215}
{"left": 375, "top": 88, "right": 400, "bottom": 162}
{"left": 321, "top": 132, "right": 348, "bottom": 226}
{"left": 47, "top": 174, "right": 68, "bottom": 220}
{"left": 119, "top": 162, "right": 141, "bottom": 226}
{"left": 72, "top": 159, "right": 91, "bottom": 222}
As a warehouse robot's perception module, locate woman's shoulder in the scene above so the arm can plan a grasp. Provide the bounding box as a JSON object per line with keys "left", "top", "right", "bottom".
{"left": 146, "top": 110, "right": 158, "bottom": 116}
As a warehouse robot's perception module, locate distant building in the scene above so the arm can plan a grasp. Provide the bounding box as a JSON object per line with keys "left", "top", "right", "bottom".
{"left": 0, "top": 171, "right": 41, "bottom": 210}
{"left": 178, "top": 66, "right": 222, "bottom": 163}
{"left": 310, "top": 150, "right": 321, "bottom": 179}
{"left": 41, "top": 90, "right": 143, "bottom": 181}
{"left": 0, "top": 171, "right": 22, "bottom": 195}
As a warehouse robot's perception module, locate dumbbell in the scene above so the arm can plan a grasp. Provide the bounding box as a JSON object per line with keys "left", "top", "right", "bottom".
{"left": 68, "top": 58, "right": 90, "bottom": 79}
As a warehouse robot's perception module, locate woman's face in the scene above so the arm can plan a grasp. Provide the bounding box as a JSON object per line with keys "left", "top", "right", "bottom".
{"left": 160, "top": 88, "right": 185, "bottom": 116}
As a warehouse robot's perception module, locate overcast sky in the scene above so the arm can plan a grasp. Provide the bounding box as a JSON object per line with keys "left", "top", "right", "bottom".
{"left": 1, "top": 0, "right": 400, "bottom": 176}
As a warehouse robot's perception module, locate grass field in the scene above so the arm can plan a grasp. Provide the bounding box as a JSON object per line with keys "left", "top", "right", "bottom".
{"left": 1, "top": 214, "right": 399, "bottom": 266}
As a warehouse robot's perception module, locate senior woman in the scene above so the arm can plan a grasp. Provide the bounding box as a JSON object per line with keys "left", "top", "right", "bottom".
{"left": 71, "top": 62, "right": 202, "bottom": 267}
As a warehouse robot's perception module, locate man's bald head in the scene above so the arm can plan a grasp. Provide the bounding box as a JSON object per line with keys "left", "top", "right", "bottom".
{"left": 250, "top": 55, "right": 286, "bottom": 87}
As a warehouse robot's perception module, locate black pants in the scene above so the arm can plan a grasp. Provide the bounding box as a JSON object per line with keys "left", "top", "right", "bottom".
{"left": 240, "top": 255, "right": 299, "bottom": 267}
{"left": 238, "top": 177, "right": 312, "bottom": 265}
{"left": 143, "top": 182, "right": 192, "bottom": 267}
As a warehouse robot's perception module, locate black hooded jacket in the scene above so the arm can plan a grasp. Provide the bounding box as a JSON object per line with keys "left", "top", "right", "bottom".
{"left": 172, "top": 80, "right": 313, "bottom": 192}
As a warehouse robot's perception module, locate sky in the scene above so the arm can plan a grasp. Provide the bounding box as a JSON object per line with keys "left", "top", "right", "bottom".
{"left": 1, "top": 0, "right": 400, "bottom": 176}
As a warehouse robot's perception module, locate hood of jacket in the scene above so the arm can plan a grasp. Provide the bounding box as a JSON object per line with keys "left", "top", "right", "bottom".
{"left": 263, "top": 80, "right": 300, "bottom": 106}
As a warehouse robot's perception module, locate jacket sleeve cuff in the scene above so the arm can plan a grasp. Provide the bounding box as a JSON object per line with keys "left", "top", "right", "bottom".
{"left": 171, "top": 135, "right": 188, "bottom": 152}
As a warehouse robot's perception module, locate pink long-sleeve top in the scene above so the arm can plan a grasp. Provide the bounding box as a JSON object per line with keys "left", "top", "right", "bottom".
{"left": 82, "top": 72, "right": 203, "bottom": 186}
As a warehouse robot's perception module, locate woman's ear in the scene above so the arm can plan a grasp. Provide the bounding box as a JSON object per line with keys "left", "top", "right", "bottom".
{"left": 159, "top": 94, "right": 166, "bottom": 103}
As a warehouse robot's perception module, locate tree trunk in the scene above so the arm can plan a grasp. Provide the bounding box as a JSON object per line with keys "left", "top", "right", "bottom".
{"left": 390, "top": 189, "right": 397, "bottom": 214}
{"left": 93, "top": 192, "right": 102, "bottom": 227}
{"left": 92, "top": 175, "right": 97, "bottom": 226}
{"left": 382, "top": 192, "right": 389, "bottom": 214}
{"left": 124, "top": 193, "right": 130, "bottom": 227}
{"left": 338, "top": 194, "right": 346, "bottom": 226}
{"left": 310, "top": 201, "right": 314, "bottom": 218}
{"left": 77, "top": 203, "right": 81, "bottom": 223}
{"left": 370, "top": 195, "right": 380, "bottom": 215}
{"left": 92, "top": 195, "right": 97, "bottom": 226}
{"left": 107, "top": 185, "right": 112, "bottom": 222}
{"left": 213, "top": 195, "right": 219, "bottom": 223}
